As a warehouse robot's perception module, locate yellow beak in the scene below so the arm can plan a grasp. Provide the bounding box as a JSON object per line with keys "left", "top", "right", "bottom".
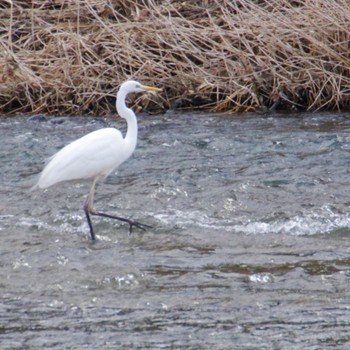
{"left": 141, "top": 85, "right": 162, "bottom": 92}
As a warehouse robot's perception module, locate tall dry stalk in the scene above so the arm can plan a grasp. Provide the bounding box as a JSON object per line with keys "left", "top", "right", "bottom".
{"left": 0, "top": 0, "right": 349, "bottom": 115}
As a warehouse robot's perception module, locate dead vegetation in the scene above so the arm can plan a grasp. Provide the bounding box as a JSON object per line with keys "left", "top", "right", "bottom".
{"left": 0, "top": 0, "right": 350, "bottom": 115}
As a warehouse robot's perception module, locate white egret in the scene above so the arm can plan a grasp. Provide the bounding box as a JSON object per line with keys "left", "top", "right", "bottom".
{"left": 36, "top": 80, "right": 162, "bottom": 240}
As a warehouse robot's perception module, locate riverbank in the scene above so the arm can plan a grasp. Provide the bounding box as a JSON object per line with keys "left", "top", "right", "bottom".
{"left": 1, "top": 0, "right": 350, "bottom": 115}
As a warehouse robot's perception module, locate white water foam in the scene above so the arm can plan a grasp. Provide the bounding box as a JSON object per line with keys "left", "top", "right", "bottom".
{"left": 154, "top": 205, "right": 350, "bottom": 236}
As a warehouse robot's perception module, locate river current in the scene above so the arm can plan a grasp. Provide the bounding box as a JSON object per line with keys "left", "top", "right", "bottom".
{"left": 1, "top": 112, "right": 350, "bottom": 349}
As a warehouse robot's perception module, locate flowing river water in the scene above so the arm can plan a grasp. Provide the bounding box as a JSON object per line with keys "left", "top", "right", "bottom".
{"left": 1, "top": 112, "right": 350, "bottom": 349}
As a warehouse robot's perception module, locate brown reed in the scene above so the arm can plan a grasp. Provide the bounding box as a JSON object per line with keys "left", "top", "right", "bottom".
{"left": 0, "top": 0, "right": 350, "bottom": 115}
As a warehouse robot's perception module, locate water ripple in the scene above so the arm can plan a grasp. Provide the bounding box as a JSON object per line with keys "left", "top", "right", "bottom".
{"left": 1, "top": 113, "right": 350, "bottom": 349}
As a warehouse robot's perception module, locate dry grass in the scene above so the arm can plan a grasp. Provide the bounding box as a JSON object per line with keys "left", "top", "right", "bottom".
{"left": 0, "top": 0, "right": 350, "bottom": 115}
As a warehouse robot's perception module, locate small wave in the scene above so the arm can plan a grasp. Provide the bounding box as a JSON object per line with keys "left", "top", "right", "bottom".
{"left": 249, "top": 273, "right": 274, "bottom": 283}
{"left": 13, "top": 205, "right": 350, "bottom": 238}
{"left": 153, "top": 206, "right": 350, "bottom": 236}
{"left": 154, "top": 209, "right": 233, "bottom": 231}
{"left": 236, "top": 207, "right": 350, "bottom": 236}
{"left": 17, "top": 215, "right": 88, "bottom": 237}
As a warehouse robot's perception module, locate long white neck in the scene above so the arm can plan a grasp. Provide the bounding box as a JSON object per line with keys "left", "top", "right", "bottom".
{"left": 116, "top": 87, "right": 138, "bottom": 157}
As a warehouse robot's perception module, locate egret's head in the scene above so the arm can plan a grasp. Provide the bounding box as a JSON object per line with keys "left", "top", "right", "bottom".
{"left": 116, "top": 80, "right": 162, "bottom": 117}
{"left": 121, "top": 80, "right": 162, "bottom": 94}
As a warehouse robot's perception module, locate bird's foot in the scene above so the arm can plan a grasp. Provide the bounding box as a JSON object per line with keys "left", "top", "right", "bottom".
{"left": 93, "top": 211, "right": 152, "bottom": 234}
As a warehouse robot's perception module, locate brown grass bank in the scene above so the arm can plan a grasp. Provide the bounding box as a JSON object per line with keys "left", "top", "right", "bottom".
{"left": 1, "top": 0, "right": 350, "bottom": 116}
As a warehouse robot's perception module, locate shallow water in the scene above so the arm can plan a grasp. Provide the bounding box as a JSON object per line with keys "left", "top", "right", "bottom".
{"left": 1, "top": 112, "right": 350, "bottom": 349}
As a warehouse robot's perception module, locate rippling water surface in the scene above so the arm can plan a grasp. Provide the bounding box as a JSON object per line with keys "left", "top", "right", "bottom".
{"left": 1, "top": 112, "right": 350, "bottom": 349}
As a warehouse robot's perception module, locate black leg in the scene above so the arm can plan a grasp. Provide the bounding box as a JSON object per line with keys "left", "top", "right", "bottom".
{"left": 83, "top": 179, "right": 151, "bottom": 239}
{"left": 92, "top": 211, "right": 152, "bottom": 234}
{"left": 84, "top": 208, "right": 96, "bottom": 240}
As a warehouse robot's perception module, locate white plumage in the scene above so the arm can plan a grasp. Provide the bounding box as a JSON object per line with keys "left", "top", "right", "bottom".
{"left": 36, "top": 80, "right": 161, "bottom": 240}
{"left": 38, "top": 128, "right": 126, "bottom": 188}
